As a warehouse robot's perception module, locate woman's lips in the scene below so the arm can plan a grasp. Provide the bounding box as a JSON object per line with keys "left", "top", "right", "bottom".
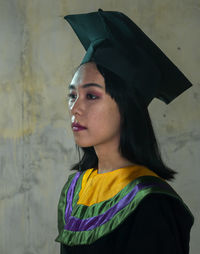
{"left": 71, "top": 123, "right": 87, "bottom": 131}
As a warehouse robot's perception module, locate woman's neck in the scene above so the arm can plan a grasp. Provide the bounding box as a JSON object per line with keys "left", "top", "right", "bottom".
{"left": 94, "top": 142, "right": 136, "bottom": 174}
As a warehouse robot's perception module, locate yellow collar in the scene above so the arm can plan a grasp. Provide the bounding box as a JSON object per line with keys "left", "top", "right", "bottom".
{"left": 78, "top": 164, "right": 160, "bottom": 206}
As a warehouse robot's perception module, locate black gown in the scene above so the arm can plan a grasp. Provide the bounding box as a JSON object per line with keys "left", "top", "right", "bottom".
{"left": 56, "top": 167, "right": 194, "bottom": 254}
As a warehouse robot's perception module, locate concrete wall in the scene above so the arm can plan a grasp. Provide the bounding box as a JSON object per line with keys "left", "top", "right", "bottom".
{"left": 0, "top": 1, "right": 199, "bottom": 253}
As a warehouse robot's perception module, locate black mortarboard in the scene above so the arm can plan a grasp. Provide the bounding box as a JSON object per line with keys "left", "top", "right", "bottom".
{"left": 64, "top": 8, "right": 193, "bottom": 107}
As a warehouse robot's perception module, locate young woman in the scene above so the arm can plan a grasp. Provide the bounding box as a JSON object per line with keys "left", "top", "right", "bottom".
{"left": 55, "top": 9, "right": 194, "bottom": 254}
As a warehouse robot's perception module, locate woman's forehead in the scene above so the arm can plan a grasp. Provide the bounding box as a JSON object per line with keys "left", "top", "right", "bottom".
{"left": 70, "top": 63, "right": 105, "bottom": 89}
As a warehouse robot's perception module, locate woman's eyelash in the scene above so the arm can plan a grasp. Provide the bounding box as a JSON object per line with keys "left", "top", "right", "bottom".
{"left": 67, "top": 93, "right": 99, "bottom": 100}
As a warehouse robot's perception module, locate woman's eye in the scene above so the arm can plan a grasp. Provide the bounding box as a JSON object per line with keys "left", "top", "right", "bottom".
{"left": 67, "top": 93, "right": 99, "bottom": 101}
{"left": 87, "top": 93, "right": 99, "bottom": 100}
{"left": 67, "top": 93, "right": 76, "bottom": 100}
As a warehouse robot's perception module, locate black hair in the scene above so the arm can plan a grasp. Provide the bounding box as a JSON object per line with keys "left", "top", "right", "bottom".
{"left": 69, "top": 62, "right": 177, "bottom": 181}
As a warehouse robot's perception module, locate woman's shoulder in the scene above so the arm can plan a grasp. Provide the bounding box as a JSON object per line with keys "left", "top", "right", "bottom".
{"left": 111, "top": 193, "right": 194, "bottom": 254}
{"left": 131, "top": 192, "right": 194, "bottom": 227}
{"left": 59, "top": 172, "right": 75, "bottom": 190}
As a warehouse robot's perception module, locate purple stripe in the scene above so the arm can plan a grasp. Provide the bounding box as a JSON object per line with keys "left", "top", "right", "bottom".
{"left": 64, "top": 182, "right": 157, "bottom": 231}
{"left": 64, "top": 172, "right": 81, "bottom": 222}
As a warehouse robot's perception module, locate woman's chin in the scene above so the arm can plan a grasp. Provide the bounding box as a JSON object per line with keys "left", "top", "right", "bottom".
{"left": 74, "top": 139, "right": 95, "bottom": 147}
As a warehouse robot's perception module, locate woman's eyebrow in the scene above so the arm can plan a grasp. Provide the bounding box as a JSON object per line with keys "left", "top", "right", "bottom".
{"left": 68, "top": 83, "right": 104, "bottom": 90}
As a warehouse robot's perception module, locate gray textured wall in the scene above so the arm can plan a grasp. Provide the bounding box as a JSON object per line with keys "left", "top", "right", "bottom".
{"left": 0, "top": 1, "right": 199, "bottom": 254}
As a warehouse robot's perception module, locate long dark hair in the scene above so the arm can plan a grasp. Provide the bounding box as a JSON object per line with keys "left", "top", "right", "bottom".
{"left": 69, "top": 62, "right": 177, "bottom": 181}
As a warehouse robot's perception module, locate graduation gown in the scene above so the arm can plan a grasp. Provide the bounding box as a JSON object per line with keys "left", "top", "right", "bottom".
{"left": 55, "top": 165, "right": 194, "bottom": 254}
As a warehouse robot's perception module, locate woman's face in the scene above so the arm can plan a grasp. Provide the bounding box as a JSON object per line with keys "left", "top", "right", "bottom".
{"left": 68, "top": 62, "right": 121, "bottom": 148}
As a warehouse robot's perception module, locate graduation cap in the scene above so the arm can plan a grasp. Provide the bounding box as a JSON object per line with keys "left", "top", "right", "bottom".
{"left": 64, "top": 8, "right": 193, "bottom": 107}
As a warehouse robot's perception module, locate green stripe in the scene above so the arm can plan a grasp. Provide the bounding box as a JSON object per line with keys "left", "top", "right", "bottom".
{"left": 57, "top": 172, "right": 76, "bottom": 234}
{"left": 72, "top": 172, "right": 84, "bottom": 209}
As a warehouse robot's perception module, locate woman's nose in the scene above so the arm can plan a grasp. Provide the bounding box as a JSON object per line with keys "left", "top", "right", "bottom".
{"left": 70, "top": 96, "right": 83, "bottom": 116}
